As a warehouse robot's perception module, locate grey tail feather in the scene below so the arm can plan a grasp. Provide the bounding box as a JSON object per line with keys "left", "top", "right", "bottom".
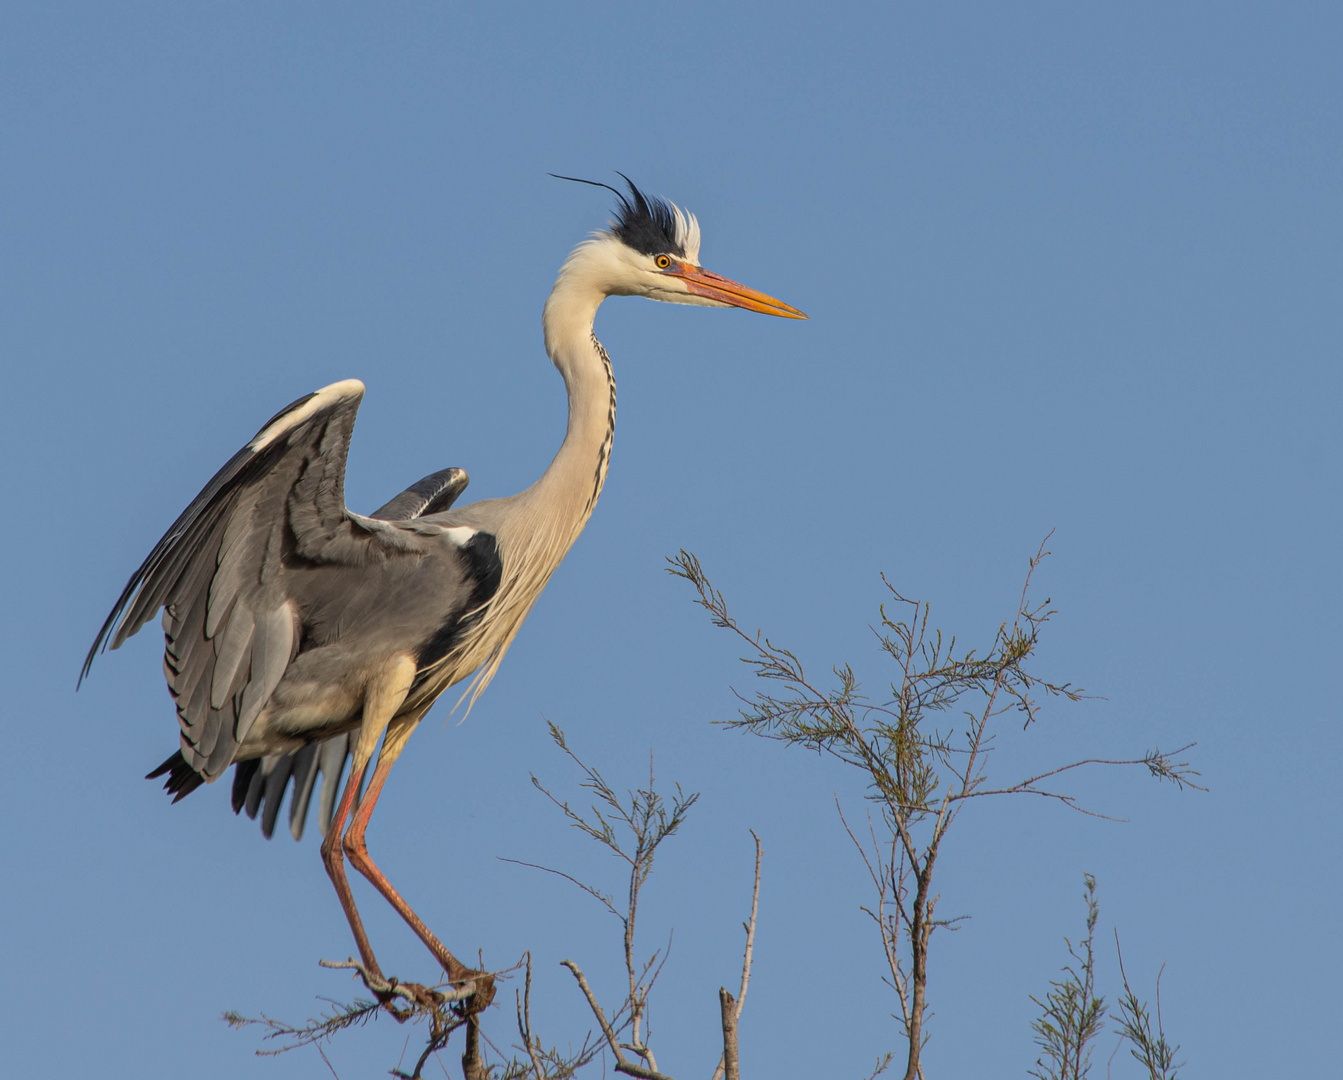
{"left": 147, "top": 751, "right": 206, "bottom": 803}
{"left": 286, "top": 743, "right": 321, "bottom": 841}
{"left": 151, "top": 742, "right": 350, "bottom": 843}
{"left": 231, "top": 758, "right": 260, "bottom": 813}
{"left": 226, "top": 733, "right": 351, "bottom": 842}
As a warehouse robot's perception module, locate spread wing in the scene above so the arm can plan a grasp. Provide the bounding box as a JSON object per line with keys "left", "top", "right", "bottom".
{"left": 228, "top": 465, "right": 474, "bottom": 841}
{"left": 83, "top": 379, "right": 410, "bottom": 782}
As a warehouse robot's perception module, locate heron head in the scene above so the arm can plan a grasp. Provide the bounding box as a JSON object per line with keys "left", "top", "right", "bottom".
{"left": 555, "top": 174, "right": 808, "bottom": 319}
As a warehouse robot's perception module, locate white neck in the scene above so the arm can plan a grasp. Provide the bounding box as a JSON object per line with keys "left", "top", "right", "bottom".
{"left": 435, "top": 241, "right": 620, "bottom": 712}
{"left": 518, "top": 243, "right": 618, "bottom": 544}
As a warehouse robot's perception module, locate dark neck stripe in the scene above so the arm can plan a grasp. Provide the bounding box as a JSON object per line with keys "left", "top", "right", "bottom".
{"left": 587, "top": 334, "right": 617, "bottom": 515}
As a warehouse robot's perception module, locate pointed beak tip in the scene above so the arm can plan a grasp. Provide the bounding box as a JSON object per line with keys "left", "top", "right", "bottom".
{"left": 768, "top": 302, "right": 808, "bottom": 321}
{"left": 674, "top": 263, "right": 809, "bottom": 321}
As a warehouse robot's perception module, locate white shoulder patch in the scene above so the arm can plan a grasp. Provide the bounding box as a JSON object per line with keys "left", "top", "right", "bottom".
{"left": 441, "top": 526, "right": 479, "bottom": 547}
{"left": 249, "top": 379, "right": 365, "bottom": 452}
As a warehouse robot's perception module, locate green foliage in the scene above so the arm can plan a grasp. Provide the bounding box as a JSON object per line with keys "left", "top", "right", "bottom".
{"left": 1114, "top": 938, "right": 1184, "bottom": 1080}
{"left": 1029, "top": 874, "right": 1106, "bottom": 1080}
{"left": 670, "top": 539, "right": 1199, "bottom": 1080}
{"left": 668, "top": 546, "right": 1086, "bottom": 832}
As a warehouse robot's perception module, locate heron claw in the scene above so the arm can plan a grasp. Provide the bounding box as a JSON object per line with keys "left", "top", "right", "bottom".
{"left": 320, "top": 957, "right": 480, "bottom": 1016}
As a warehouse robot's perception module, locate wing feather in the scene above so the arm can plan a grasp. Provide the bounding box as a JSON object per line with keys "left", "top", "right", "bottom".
{"left": 315, "top": 734, "right": 351, "bottom": 836}
{"left": 88, "top": 379, "right": 489, "bottom": 840}
{"left": 242, "top": 758, "right": 267, "bottom": 819}
{"left": 259, "top": 754, "right": 296, "bottom": 839}
{"left": 222, "top": 466, "right": 472, "bottom": 842}
{"left": 237, "top": 732, "right": 350, "bottom": 841}
{"left": 369, "top": 467, "right": 470, "bottom": 521}
{"left": 83, "top": 381, "right": 369, "bottom": 780}
{"left": 236, "top": 603, "right": 296, "bottom": 745}
{"left": 210, "top": 604, "right": 254, "bottom": 711}
{"left": 286, "top": 743, "right": 321, "bottom": 840}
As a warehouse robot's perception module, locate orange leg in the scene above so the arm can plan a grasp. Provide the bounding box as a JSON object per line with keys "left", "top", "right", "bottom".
{"left": 343, "top": 714, "right": 476, "bottom": 987}
{"left": 316, "top": 655, "right": 417, "bottom": 983}
{"left": 320, "top": 757, "right": 384, "bottom": 980}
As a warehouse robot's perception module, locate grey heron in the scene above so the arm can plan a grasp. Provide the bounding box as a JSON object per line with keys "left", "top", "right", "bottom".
{"left": 81, "top": 177, "right": 806, "bottom": 987}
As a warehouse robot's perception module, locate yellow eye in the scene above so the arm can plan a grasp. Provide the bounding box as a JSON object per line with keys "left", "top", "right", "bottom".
{"left": 655, "top": 255, "right": 672, "bottom": 269}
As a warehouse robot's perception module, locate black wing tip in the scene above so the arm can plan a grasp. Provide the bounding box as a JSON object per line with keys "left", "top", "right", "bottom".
{"left": 79, "top": 594, "right": 134, "bottom": 688}
{"left": 147, "top": 751, "right": 206, "bottom": 803}
{"left": 84, "top": 382, "right": 346, "bottom": 687}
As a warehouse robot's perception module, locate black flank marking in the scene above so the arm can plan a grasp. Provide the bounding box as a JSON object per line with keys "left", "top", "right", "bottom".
{"left": 415, "top": 531, "right": 504, "bottom": 673}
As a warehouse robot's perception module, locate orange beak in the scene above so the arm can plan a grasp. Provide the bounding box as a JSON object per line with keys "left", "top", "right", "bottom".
{"left": 664, "top": 262, "right": 808, "bottom": 319}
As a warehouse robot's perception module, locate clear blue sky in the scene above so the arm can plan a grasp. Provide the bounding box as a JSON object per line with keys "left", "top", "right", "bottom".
{"left": 3, "top": 3, "right": 1339, "bottom": 1076}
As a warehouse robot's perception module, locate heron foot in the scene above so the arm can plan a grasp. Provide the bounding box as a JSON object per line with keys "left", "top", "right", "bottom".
{"left": 319, "top": 957, "right": 475, "bottom": 1018}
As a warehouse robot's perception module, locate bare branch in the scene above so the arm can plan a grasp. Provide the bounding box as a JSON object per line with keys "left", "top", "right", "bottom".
{"left": 955, "top": 745, "right": 1206, "bottom": 808}
{"left": 560, "top": 960, "right": 674, "bottom": 1080}
{"left": 862, "top": 1053, "right": 896, "bottom": 1080}
{"left": 736, "top": 831, "right": 763, "bottom": 1012}
{"left": 719, "top": 988, "right": 740, "bottom": 1080}
{"left": 522, "top": 726, "right": 702, "bottom": 1073}
{"left": 227, "top": 956, "right": 486, "bottom": 1080}
{"left": 711, "top": 831, "right": 764, "bottom": 1080}
{"left": 952, "top": 787, "right": 1127, "bottom": 821}
{"left": 461, "top": 1016, "right": 485, "bottom": 1080}
{"left": 317, "top": 958, "right": 477, "bottom": 1004}
{"left": 515, "top": 953, "right": 544, "bottom": 1080}
{"left": 560, "top": 960, "right": 621, "bottom": 1061}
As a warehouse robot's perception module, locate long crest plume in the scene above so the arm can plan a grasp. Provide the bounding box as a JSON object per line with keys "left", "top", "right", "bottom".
{"left": 550, "top": 172, "right": 701, "bottom": 263}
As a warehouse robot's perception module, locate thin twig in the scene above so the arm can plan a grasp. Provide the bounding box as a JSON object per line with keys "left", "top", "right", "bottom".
{"left": 515, "top": 952, "right": 544, "bottom": 1079}
{"left": 954, "top": 745, "right": 1206, "bottom": 805}
{"left": 952, "top": 786, "right": 1127, "bottom": 820}
{"left": 737, "top": 831, "right": 763, "bottom": 1011}
{"left": 711, "top": 831, "right": 764, "bottom": 1080}
{"left": 560, "top": 960, "right": 673, "bottom": 1080}
{"left": 498, "top": 857, "right": 621, "bottom": 919}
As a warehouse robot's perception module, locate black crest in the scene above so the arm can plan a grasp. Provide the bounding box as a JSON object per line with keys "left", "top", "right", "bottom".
{"left": 551, "top": 172, "right": 686, "bottom": 258}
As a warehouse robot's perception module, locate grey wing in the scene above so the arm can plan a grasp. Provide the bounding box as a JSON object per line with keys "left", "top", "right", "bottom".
{"left": 237, "top": 464, "right": 472, "bottom": 840}
{"left": 370, "top": 467, "right": 470, "bottom": 521}
{"left": 84, "top": 379, "right": 385, "bottom": 783}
